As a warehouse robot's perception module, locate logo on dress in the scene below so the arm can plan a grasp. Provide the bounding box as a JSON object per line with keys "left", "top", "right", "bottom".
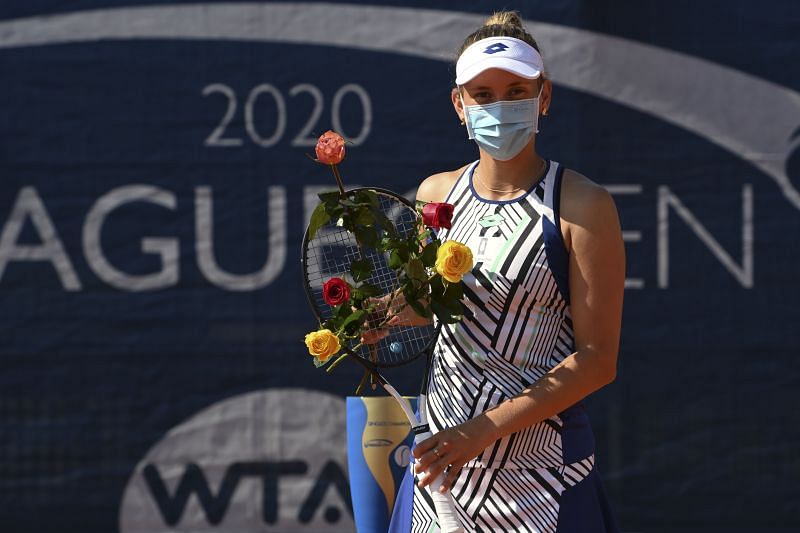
{"left": 478, "top": 214, "right": 505, "bottom": 227}
{"left": 483, "top": 43, "right": 509, "bottom": 54}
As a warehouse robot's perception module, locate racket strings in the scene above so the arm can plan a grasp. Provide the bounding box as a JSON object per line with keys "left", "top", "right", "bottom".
{"left": 303, "top": 190, "right": 436, "bottom": 366}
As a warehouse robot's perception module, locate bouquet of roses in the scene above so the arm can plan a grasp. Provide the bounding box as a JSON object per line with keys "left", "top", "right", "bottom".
{"left": 303, "top": 131, "right": 473, "bottom": 370}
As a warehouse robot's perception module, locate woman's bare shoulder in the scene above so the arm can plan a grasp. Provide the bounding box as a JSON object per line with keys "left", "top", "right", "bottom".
{"left": 561, "top": 168, "right": 608, "bottom": 204}
{"left": 560, "top": 168, "right": 621, "bottom": 250}
{"left": 416, "top": 164, "right": 471, "bottom": 203}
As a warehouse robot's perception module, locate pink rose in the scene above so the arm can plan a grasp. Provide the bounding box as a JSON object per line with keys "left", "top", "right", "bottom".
{"left": 315, "top": 130, "right": 346, "bottom": 165}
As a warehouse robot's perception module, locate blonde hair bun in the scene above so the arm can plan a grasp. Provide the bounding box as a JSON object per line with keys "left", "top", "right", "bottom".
{"left": 483, "top": 11, "right": 524, "bottom": 29}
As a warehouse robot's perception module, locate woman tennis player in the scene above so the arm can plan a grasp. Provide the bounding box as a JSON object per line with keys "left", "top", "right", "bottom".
{"left": 370, "top": 11, "right": 624, "bottom": 532}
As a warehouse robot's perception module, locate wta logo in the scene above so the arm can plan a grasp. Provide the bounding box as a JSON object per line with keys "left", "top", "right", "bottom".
{"left": 119, "top": 389, "right": 354, "bottom": 532}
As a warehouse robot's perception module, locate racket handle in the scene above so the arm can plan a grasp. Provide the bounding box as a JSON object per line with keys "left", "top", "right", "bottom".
{"left": 414, "top": 430, "right": 465, "bottom": 533}
{"left": 429, "top": 476, "right": 463, "bottom": 533}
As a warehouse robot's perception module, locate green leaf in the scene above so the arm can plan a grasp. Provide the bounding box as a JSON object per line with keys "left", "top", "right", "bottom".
{"left": 444, "top": 277, "right": 464, "bottom": 300}
{"left": 370, "top": 207, "right": 397, "bottom": 237}
{"left": 403, "top": 282, "right": 430, "bottom": 310}
{"left": 350, "top": 282, "right": 380, "bottom": 306}
{"left": 357, "top": 283, "right": 382, "bottom": 297}
{"left": 377, "top": 235, "right": 395, "bottom": 253}
{"left": 420, "top": 241, "right": 439, "bottom": 267}
{"left": 429, "top": 274, "right": 445, "bottom": 296}
{"left": 443, "top": 296, "right": 464, "bottom": 316}
{"left": 341, "top": 309, "right": 367, "bottom": 329}
{"left": 430, "top": 299, "right": 462, "bottom": 324}
{"left": 325, "top": 203, "right": 345, "bottom": 222}
{"left": 355, "top": 190, "right": 379, "bottom": 207}
{"left": 354, "top": 225, "right": 379, "bottom": 247}
{"left": 333, "top": 304, "right": 351, "bottom": 320}
{"left": 429, "top": 274, "right": 463, "bottom": 315}
{"left": 354, "top": 207, "right": 374, "bottom": 226}
{"left": 388, "top": 250, "right": 403, "bottom": 270}
{"left": 393, "top": 241, "right": 410, "bottom": 263}
{"left": 318, "top": 191, "right": 342, "bottom": 205}
{"left": 350, "top": 258, "right": 372, "bottom": 282}
{"left": 407, "top": 297, "right": 433, "bottom": 319}
{"left": 313, "top": 356, "right": 329, "bottom": 368}
{"left": 341, "top": 309, "right": 367, "bottom": 335}
{"left": 406, "top": 258, "right": 426, "bottom": 281}
{"left": 307, "top": 202, "right": 331, "bottom": 241}
{"left": 336, "top": 190, "right": 378, "bottom": 208}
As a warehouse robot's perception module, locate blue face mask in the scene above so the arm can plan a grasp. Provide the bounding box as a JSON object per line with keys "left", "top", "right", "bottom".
{"left": 462, "top": 90, "right": 542, "bottom": 161}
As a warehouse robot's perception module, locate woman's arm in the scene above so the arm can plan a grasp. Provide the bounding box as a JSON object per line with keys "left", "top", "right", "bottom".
{"left": 360, "top": 168, "right": 466, "bottom": 344}
{"left": 414, "top": 172, "right": 625, "bottom": 491}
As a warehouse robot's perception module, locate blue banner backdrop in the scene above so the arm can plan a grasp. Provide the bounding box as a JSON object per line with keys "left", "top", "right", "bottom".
{"left": 0, "top": 1, "right": 798, "bottom": 531}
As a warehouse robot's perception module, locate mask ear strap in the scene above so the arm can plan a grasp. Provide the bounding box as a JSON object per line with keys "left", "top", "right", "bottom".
{"left": 534, "top": 82, "right": 546, "bottom": 133}
{"left": 460, "top": 93, "right": 476, "bottom": 139}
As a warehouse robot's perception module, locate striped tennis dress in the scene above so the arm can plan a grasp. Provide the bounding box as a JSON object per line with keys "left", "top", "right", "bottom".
{"left": 406, "top": 159, "right": 618, "bottom": 532}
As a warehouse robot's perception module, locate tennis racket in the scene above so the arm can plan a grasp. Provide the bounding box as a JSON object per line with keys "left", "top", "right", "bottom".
{"left": 301, "top": 187, "right": 465, "bottom": 532}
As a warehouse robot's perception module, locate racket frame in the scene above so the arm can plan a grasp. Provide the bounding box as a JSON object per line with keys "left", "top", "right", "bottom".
{"left": 300, "top": 186, "right": 440, "bottom": 369}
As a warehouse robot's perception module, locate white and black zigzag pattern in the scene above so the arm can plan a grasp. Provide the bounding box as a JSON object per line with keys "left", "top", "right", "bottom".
{"left": 413, "top": 160, "right": 594, "bottom": 531}
{"left": 412, "top": 455, "right": 596, "bottom": 532}
{"left": 427, "top": 160, "right": 576, "bottom": 470}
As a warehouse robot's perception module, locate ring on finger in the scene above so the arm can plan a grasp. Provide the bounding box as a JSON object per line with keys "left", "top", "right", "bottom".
{"left": 444, "top": 464, "right": 452, "bottom": 474}
{"left": 433, "top": 447, "right": 442, "bottom": 459}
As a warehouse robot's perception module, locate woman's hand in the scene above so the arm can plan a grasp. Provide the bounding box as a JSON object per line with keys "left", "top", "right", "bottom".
{"left": 360, "top": 292, "right": 432, "bottom": 344}
{"left": 412, "top": 415, "right": 497, "bottom": 492}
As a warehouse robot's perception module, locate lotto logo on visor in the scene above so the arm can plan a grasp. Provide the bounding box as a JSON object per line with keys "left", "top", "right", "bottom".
{"left": 483, "top": 43, "right": 509, "bottom": 54}
{"left": 456, "top": 36, "right": 545, "bottom": 85}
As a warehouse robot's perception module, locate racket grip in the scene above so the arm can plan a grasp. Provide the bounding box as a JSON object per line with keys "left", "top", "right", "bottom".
{"left": 414, "top": 430, "right": 465, "bottom": 533}
{"left": 429, "top": 474, "right": 463, "bottom": 533}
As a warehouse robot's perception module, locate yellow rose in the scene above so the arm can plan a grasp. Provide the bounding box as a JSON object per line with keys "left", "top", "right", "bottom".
{"left": 304, "top": 329, "right": 341, "bottom": 361}
{"left": 435, "top": 241, "right": 473, "bottom": 283}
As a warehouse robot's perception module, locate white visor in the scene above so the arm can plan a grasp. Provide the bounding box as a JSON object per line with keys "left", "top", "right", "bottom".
{"left": 455, "top": 36, "right": 544, "bottom": 85}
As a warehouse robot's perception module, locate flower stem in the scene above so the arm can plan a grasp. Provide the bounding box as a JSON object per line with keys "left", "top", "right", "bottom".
{"left": 326, "top": 351, "right": 353, "bottom": 373}
{"left": 330, "top": 164, "right": 346, "bottom": 196}
{"left": 355, "top": 369, "right": 370, "bottom": 395}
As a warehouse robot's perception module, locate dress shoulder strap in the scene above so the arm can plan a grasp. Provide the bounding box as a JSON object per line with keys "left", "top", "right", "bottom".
{"left": 443, "top": 160, "right": 479, "bottom": 205}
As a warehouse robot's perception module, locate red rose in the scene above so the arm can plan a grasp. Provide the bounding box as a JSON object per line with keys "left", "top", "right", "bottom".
{"left": 322, "top": 277, "right": 350, "bottom": 306}
{"left": 421, "top": 202, "right": 454, "bottom": 230}
{"left": 315, "top": 130, "right": 346, "bottom": 165}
